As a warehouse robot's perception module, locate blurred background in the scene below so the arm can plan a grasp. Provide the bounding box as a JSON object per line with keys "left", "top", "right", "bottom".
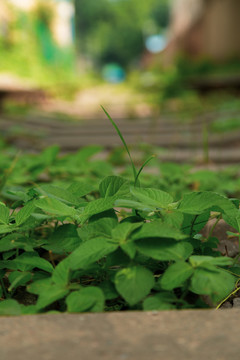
{"left": 0, "top": 0, "right": 240, "bottom": 164}
{"left": 0, "top": 0, "right": 240, "bottom": 111}
{"left": 0, "top": 0, "right": 171, "bottom": 115}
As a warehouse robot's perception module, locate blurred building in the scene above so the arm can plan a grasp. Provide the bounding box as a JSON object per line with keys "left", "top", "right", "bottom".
{"left": 53, "top": 0, "right": 75, "bottom": 47}
{"left": 0, "top": 1, "right": 11, "bottom": 41}
{"left": 5, "top": 0, "right": 75, "bottom": 48}
{"left": 164, "top": 0, "right": 240, "bottom": 62}
{"left": 7, "top": 0, "right": 35, "bottom": 11}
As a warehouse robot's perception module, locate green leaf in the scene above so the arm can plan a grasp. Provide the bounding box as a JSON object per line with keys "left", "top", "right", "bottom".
{"left": 27, "top": 278, "right": 52, "bottom": 294}
{"left": 39, "top": 145, "right": 59, "bottom": 166}
{"left": 78, "top": 217, "right": 117, "bottom": 242}
{"left": 130, "top": 187, "right": 173, "bottom": 209}
{"left": 37, "top": 285, "right": 69, "bottom": 309}
{"left": 3, "top": 184, "right": 28, "bottom": 200}
{"left": 51, "top": 258, "right": 71, "bottom": 285}
{"left": 52, "top": 237, "right": 118, "bottom": 283}
{"left": 67, "top": 181, "right": 94, "bottom": 198}
{"left": 114, "top": 266, "right": 154, "bottom": 305}
{"left": 80, "top": 197, "right": 116, "bottom": 223}
{"left": 0, "top": 225, "right": 16, "bottom": 235}
{"left": 136, "top": 239, "right": 193, "bottom": 261}
{"left": 143, "top": 293, "right": 177, "bottom": 310}
{"left": 35, "top": 197, "right": 77, "bottom": 218}
{"left": 0, "top": 299, "right": 22, "bottom": 315}
{"left": 190, "top": 266, "right": 236, "bottom": 303}
{"left": 2, "top": 251, "right": 15, "bottom": 260}
{"left": 99, "top": 176, "right": 129, "bottom": 198}
{"left": 0, "top": 260, "right": 28, "bottom": 271}
{"left": 36, "top": 185, "right": 79, "bottom": 205}
{"left": 189, "top": 255, "right": 233, "bottom": 267}
{"left": 120, "top": 242, "right": 137, "bottom": 259}
{"left": 8, "top": 271, "right": 32, "bottom": 291}
{"left": 111, "top": 222, "right": 142, "bottom": 243}
{"left": 232, "top": 212, "right": 240, "bottom": 233}
{"left": 228, "top": 265, "right": 240, "bottom": 276}
{"left": 12, "top": 252, "right": 54, "bottom": 273}
{"left": 132, "top": 220, "right": 186, "bottom": 241}
{"left": 160, "top": 261, "right": 194, "bottom": 290}
{"left": 178, "top": 192, "right": 238, "bottom": 216}
{"left": 111, "top": 222, "right": 141, "bottom": 259}
{"left": 105, "top": 248, "right": 129, "bottom": 268}
{"left": 6, "top": 190, "right": 30, "bottom": 202}
{"left": 66, "top": 287, "right": 105, "bottom": 313}
{"left": 114, "top": 199, "right": 155, "bottom": 212}
{"left": 0, "top": 204, "right": 9, "bottom": 225}
{"left": 20, "top": 305, "right": 39, "bottom": 315}
{"left": 15, "top": 201, "right": 36, "bottom": 226}
{"left": 42, "top": 224, "right": 82, "bottom": 254}
{"left": 67, "top": 237, "right": 118, "bottom": 271}
{"left": 0, "top": 235, "right": 29, "bottom": 252}
{"left": 181, "top": 212, "right": 210, "bottom": 236}
{"left": 99, "top": 281, "right": 118, "bottom": 300}
{"left": 75, "top": 145, "right": 103, "bottom": 162}
{"left": 162, "top": 210, "right": 184, "bottom": 229}
{"left": 28, "top": 278, "right": 69, "bottom": 310}
{"left": 88, "top": 209, "right": 118, "bottom": 223}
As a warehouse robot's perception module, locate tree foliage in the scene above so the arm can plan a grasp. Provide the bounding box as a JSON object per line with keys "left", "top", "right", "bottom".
{"left": 74, "top": 0, "right": 170, "bottom": 68}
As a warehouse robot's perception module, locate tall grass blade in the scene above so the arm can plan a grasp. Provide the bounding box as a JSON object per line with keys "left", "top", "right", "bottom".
{"left": 134, "top": 155, "right": 156, "bottom": 187}
{"left": 101, "top": 105, "right": 137, "bottom": 181}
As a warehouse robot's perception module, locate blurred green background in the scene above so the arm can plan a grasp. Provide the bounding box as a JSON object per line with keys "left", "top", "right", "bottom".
{"left": 0, "top": 0, "right": 169, "bottom": 88}
{"left": 0, "top": 0, "right": 240, "bottom": 110}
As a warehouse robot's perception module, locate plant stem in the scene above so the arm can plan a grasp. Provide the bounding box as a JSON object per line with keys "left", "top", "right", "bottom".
{"left": 216, "top": 282, "right": 240, "bottom": 310}
{"left": 134, "top": 155, "right": 156, "bottom": 187}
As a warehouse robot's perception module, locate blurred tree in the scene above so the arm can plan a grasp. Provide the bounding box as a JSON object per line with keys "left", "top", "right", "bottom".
{"left": 150, "top": 0, "right": 170, "bottom": 29}
{"left": 74, "top": 0, "right": 170, "bottom": 69}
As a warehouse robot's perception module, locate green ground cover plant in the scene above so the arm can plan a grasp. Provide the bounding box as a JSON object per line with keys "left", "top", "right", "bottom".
{"left": 134, "top": 57, "right": 240, "bottom": 118}
{"left": 0, "top": 111, "right": 240, "bottom": 315}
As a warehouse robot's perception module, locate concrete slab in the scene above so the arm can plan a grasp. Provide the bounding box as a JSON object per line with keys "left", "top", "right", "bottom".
{"left": 0, "top": 310, "right": 239, "bottom": 360}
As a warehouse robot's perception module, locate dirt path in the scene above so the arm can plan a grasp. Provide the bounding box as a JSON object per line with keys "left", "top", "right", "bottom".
{"left": 1, "top": 76, "right": 240, "bottom": 165}
{"left": 41, "top": 83, "right": 153, "bottom": 119}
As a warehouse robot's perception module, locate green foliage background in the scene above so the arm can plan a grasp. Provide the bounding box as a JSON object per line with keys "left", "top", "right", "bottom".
{"left": 0, "top": 2, "right": 77, "bottom": 94}
{"left": 74, "top": 0, "right": 170, "bottom": 68}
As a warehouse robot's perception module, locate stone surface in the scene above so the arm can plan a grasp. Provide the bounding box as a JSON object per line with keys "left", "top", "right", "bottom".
{"left": 201, "top": 219, "right": 239, "bottom": 257}
{"left": 0, "top": 310, "right": 240, "bottom": 360}
{"left": 220, "top": 301, "right": 232, "bottom": 309}
{"left": 233, "top": 298, "right": 240, "bottom": 308}
{"left": 2, "top": 109, "right": 240, "bottom": 164}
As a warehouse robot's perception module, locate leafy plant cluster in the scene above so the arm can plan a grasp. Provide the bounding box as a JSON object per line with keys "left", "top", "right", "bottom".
{"left": 1, "top": 139, "right": 240, "bottom": 202}
{"left": 138, "top": 57, "right": 240, "bottom": 114}
{"left": 1, "top": 112, "right": 240, "bottom": 315}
